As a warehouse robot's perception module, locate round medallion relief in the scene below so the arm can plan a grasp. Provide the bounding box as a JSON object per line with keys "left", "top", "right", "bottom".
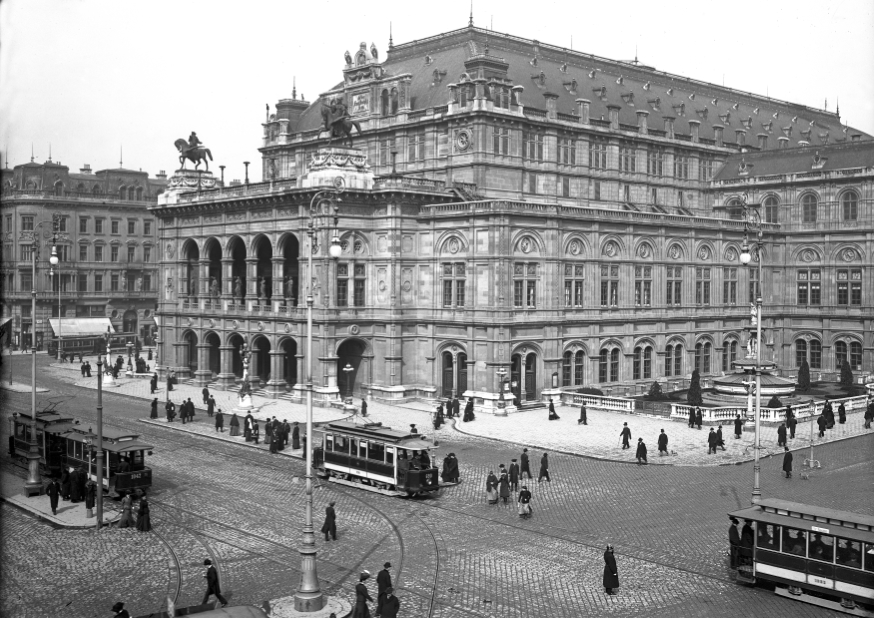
{"left": 569, "top": 240, "right": 582, "bottom": 255}
{"left": 349, "top": 324, "right": 360, "bottom": 335}
{"left": 455, "top": 130, "right": 471, "bottom": 151}
{"left": 800, "top": 249, "right": 817, "bottom": 262}
{"left": 841, "top": 248, "right": 857, "bottom": 262}
{"left": 698, "top": 246, "right": 711, "bottom": 261}
{"left": 448, "top": 238, "right": 460, "bottom": 254}
{"left": 637, "top": 244, "right": 651, "bottom": 259}
{"left": 401, "top": 281, "right": 412, "bottom": 292}
{"left": 668, "top": 244, "right": 682, "bottom": 260}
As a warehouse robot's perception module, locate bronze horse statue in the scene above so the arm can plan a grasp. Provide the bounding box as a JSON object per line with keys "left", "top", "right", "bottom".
{"left": 174, "top": 139, "right": 213, "bottom": 171}
{"left": 320, "top": 102, "right": 361, "bottom": 148}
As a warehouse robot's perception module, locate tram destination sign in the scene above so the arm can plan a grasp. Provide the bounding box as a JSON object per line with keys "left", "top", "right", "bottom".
{"left": 811, "top": 525, "right": 830, "bottom": 534}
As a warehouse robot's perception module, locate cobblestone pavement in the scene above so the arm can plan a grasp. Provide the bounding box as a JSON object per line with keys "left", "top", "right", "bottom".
{"left": 0, "top": 352, "right": 870, "bottom": 618}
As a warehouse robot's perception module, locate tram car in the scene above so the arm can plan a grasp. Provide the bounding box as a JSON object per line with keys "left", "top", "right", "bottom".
{"left": 314, "top": 421, "right": 440, "bottom": 497}
{"left": 729, "top": 499, "right": 874, "bottom": 616}
{"left": 9, "top": 406, "right": 154, "bottom": 497}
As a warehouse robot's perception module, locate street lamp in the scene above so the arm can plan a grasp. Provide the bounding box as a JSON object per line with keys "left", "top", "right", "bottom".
{"left": 127, "top": 340, "right": 134, "bottom": 373}
{"left": 94, "top": 329, "right": 108, "bottom": 529}
{"left": 739, "top": 193, "right": 764, "bottom": 505}
{"left": 342, "top": 363, "right": 354, "bottom": 400}
{"left": 84, "top": 432, "right": 94, "bottom": 518}
{"left": 294, "top": 187, "right": 343, "bottom": 613}
{"left": 49, "top": 244, "right": 61, "bottom": 361}
{"left": 496, "top": 367, "right": 508, "bottom": 409}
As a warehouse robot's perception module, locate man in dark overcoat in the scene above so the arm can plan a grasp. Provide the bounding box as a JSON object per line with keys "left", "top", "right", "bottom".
{"left": 741, "top": 520, "right": 754, "bottom": 547}
{"left": 207, "top": 396, "right": 216, "bottom": 418}
{"left": 603, "top": 545, "right": 619, "bottom": 595}
{"left": 707, "top": 428, "right": 718, "bottom": 454}
{"left": 520, "top": 448, "right": 532, "bottom": 479}
{"left": 69, "top": 467, "right": 82, "bottom": 502}
{"left": 635, "top": 438, "right": 647, "bottom": 465}
{"left": 788, "top": 413, "right": 797, "bottom": 439}
{"left": 688, "top": 407, "right": 695, "bottom": 428}
{"left": 361, "top": 400, "right": 368, "bottom": 417}
{"left": 292, "top": 422, "right": 300, "bottom": 449}
{"left": 657, "top": 429, "right": 668, "bottom": 456}
{"left": 452, "top": 397, "right": 460, "bottom": 419}
{"left": 695, "top": 406, "right": 703, "bottom": 429}
{"left": 728, "top": 517, "right": 741, "bottom": 568}
{"left": 244, "top": 413, "right": 254, "bottom": 441}
{"left": 734, "top": 413, "right": 744, "bottom": 439}
{"left": 201, "top": 559, "right": 228, "bottom": 607}
{"left": 716, "top": 425, "right": 726, "bottom": 450}
{"left": 380, "top": 587, "right": 400, "bottom": 618}
{"left": 46, "top": 478, "right": 61, "bottom": 515}
{"left": 579, "top": 402, "right": 587, "bottom": 425}
{"left": 376, "top": 562, "right": 392, "bottom": 616}
{"left": 215, "top": 409, "right": 224, "bottom": 432}
{"left": 838, "top": 402, "right": 847, "bottom": 424}
{"left": 166, "top": 400, "right": 176, "bottom": 422}
{"left": 150, "top": 398, "right": 159, "bottom": 419}
{"left": 508, "top": 458, "right": 520, "bottom": 492}
{"left": 537, "top": 452, "right": 550, "bottom": 483}
{"left": 202, "top": 386, "right": 210, "bottom": 406}
{"left": 777, "top": 423, "right": 787, "bottom": 447}
{"left": 321, "top": 501, "right": 337, "bottom": 541}
{"left": 782, "top": 446, "right": 793, "bottom": 478}
{"left": 619, "top": 423, "right": 631, "bottom": 449}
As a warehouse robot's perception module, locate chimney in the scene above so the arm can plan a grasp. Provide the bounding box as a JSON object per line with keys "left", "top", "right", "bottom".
{"left": 544, "top": 92, "right": 559, "bottom": 120}
{"left": 735, "top": 129, "right": 747, "bottom": 145}
{"left": 636, "top": 110, "right": 649, "bottom": 135}
{"left": 79, "top": 163, "right": 92, "bottom": 174}
{"left": 576, "top": 98, "right": 591, "bottom": 124}
{"left": 688, "top": 119, "right": 700, "bottom": 143}
{"left": 663, "top": 116, "right": 675, "bottom": 139}
{"left": 607, "top": 105, "right": 621, "bottom": 130}
{"left": 757, "top": 134, "right": 768, "bottom": 149}
{"left": 712, "top": 125, "right": 724, "bottom": 147}
{"left": 276, "top": 96, "right": 311, "bottom": 133}
{"left": 156, "top": 170, "right": 167, "bottom": 179}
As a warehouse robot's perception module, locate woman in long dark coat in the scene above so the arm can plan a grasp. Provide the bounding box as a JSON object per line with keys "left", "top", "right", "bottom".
{"left": 215, "top": 410, "right": 224, "bottom": 432}
{"left": 150, "top": 398, "right": 158, "bottom": 419}
{"left": 69, "top": 468, "right": 83, "bottom": 502}
{"left": 117, "top": 493, "right": 134, "bottom": 528}
{"left": 688, "top": 408, "right": 696, "bottom": 428}
{"left": 694, "top": 407, "right": 703, "bottom": 430}
{"left": 229, "top": 413, "right": 241, "bottom": 436}
{"left": 135, "top": 497, "right": 151, "bottom": 532}
{"left": 264, "top": 420, "right": 273, "bottom": 445}
{"left": 352, "top": 571, "right": 373, "bottom": 618}
{"left": 84, "top": 481, "right": 96, "bottom": 511}
{"left": 603, "top": 545, "right": 619, "bottom": 594}
{"left": 498, "top": 469, "right": 510, "bottom": 504}
{"left": 292, "top": 422, "right": 301, "bottom": 450}
{"left": 486, "top": 471, "right": 499, "bottom": 504}
{"left": 60, "top": 468, "right": 71, "bottom": 500}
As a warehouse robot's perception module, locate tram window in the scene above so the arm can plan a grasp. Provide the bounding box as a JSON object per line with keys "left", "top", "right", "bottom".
{"left": 757, "top": 524, "right": 780, "bottom": 550}
{"left": 809, "top": 533, "right": 834, "bottom": 563}
{"left": 335, "top": 436, "right": 348, "bottom": 453}
{"left": 74, "top": 442, "right": 83, "bottom": 460}
{"left": 782, "top": 527, "right": 807, "bottom": 557}
{"left": 385, "top": 447, "right": 395, "bottom": 466}
{"left": 325, "top": 435, "right": 334, "bottom": 452}
{"left": 68, "top": 441, "right": 74, "bottom": 456}
{"left": 358, "top": 441, "right": 367, "bottom": 459}
{"left": 15, "top": 423, "right": 25, "bottom": 438}
{"left": 836, "top": 538, "right": 862, "bottom": 569}
{"left": 865, "top": 544, "right": 874, "bottom": 572}
{"left": 368, "top": 442, "right": 385, "bottom": 462}
{"left": 349, "top": 438, "right": 358, "bottom": 457}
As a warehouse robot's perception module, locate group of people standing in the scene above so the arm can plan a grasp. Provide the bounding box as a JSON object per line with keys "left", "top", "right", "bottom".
{"left": 115, "top": 491, "right": 151, "bottom": 532}
{"left": 483, "top": 448, "right": 548, "bottom": 516}
{"left": 353, "top": 563, "right": 400, "bottom": 618}
{"left": 435, "top": 397, "right": 476, "bottom": 424}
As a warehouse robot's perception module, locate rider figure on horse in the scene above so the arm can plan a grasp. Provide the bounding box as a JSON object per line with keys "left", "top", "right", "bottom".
{"left": 322, "top": 98, "right": 348, "bottom": 134}
{"left": 187, "top": 132, "right": 202, "bottom": 154}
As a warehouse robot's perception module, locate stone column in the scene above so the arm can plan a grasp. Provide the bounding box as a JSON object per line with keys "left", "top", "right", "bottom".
{"left": 222, "top": 259, "right": 233, "bottom": 302}
{"left": 266, "top": 349, "right": 285, "bottom": 398}
{"left": 216, "top": 344, "right": 236, "bottom": 390}
{"left": 195, "top": 342, "right": 211, "bottom": 386}
{"left": 172, "top": 341, "right": 189, "bottom": 377}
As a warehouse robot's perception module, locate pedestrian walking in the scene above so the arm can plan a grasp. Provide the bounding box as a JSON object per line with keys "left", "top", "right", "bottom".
{"left": 864, "top": 399, "right": 873, "bottom": 429}
{"left": 817, "top": 413, "right": 827, "bottom": 437}
{"left": 520, "top": 448, "right": 532, "bottom": 479}
{"left": 215, "top": 409, "right": 224, "bottom": 432}
{"left": 509, "top": 458, "right": 520, "bottom": 492}
{"left": 352, "top": 571, "right": 373, "bottom": 618}
{"left": 619, "top": 422, "right": 631, "bottom": 449}
{"left": 707, "top": 428, "right": 718, "bottom": 454}
{"left": 838, "top": 402, "right": 847, "bottom": 424}
{"left": 486, "top": 470, "right": 499, "bottom": 504}
{"left": 517, "top": 485, "right": 532, "bottom": 518}
{"left": 46, "top": 478, "right": 60, "bottom": 515}
{"left": 538, "top": 452, "right": 551, "bottom": 483}
{"left": 85, "top": 361, "right": 92, "bottom": 377}
{"left": 150, "top": 373, "right": 158, "bottom": 394}
{"left": 187, "top": 398, "right": 195, "bottom": 421}
{"left": 207, "top": 396, "right": 216, "bottom": 418}
{"left": 463, "top": 397, "right": 475, "bottom": 422}
{"left": 80, "top": 362, "right": 86, "bottom": 377}
{"left": 69, "top": 467, "right": 82, "bottom": 502}
{"left": 83, "top": 481, "right": 97, "bottom": 515}
{"left": 578, "top": 402, "right": 587, "bottom": 425}
{"left": 716, "top": 425, "right": 726, "bottom": 450}
{"left": 548, "top": 398, "right": 560, "bottom": 420}
{"left": 453, "top": 397, "right": 460, "bottom": 419}
{"left": 376, "top": 562, "right": 392, "bottom": 616}
{"left": 322, "top": 501, "right": 337, "bottom": 541}
{"left": 657, "top": 429, "right": 668, "bottom": 456}
{"left": 264, "top": 418, "right": 273, "bottom": 446}
{"left": 179, "top": 401, "right": 187, "bottom": 424}
{"left": 441, "top": 452, "right": 460, "bottom": 483}
{"left": 360, "top": 400, "right": 368, "bottom": 417}
{"left": 117, "top": 493, "right": 134, "bottom": 528}
{"left": 281, "top": 419, "right": 290, "bottom": 450}
{"left": 777, "top": 423, "right": 787, "bottom": 447}
{"left": 202, "top": 386, "right": 210, "bottom": 406}
{"left": 135, "top": 497, "right": 151, "bottom": 532}
{"left": 603, "top": 545, "right": 619, "bottom": 595}
{"left": 788, "top": 414, "right": 797, "bottom": 439}
{"left": 112, "top": 602, "right": 132, "bottom": 618}
{"left": 380, "top": 587, "right": 400, "bottom": 618}
{"left": 229, "top": 413, "right": 240, "bottom": 436}
{"left": 734, "top": 413, "right": 744, "bottom": 439}
{"left": 688, "top": 407, "right": 695, "bottom": 428}
{"left": 292, "top": 422, "right": 301, "bottom": 450}
{"left": 252, "top": 419, "right": 260, "bottom": 444}
{"left": 695, "top": 406, "right": 703, "bottom": 430}
{"left": 244, "top": 413, "right": 253, "bottom": 441}
{"left": 782, "top": 446, "right": 793, "bottom": 478}
{"left": 150, "top": 398, "right": 158, "bottom": 419}
{"left": 60, "top": 467, "right": 71, "bottom": 500}
{"left": 498, "top": 466, "right": 510, "bottom": 504}
{"left": 635, "top": 438, "right": 647, "bottom": 465}
{"left": 202, "top": 559, "right": 229, "bottom": 607}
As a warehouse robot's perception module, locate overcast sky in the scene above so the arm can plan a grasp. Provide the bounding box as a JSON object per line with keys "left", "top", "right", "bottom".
{"left": 1, "top": 0, "right": 872, "bottom": 182}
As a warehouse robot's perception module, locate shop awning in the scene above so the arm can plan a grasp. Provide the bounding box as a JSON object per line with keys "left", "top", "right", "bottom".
{"left": 47, "top": 318, "right": 113, "bottom": 338}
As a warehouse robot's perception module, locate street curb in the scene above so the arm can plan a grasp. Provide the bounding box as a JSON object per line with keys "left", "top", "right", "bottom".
{"left": 0, "top": 495, "right": 120, "bottom": 529}
{"left": 722, "top": 429, "right": 874, "bottom": 466}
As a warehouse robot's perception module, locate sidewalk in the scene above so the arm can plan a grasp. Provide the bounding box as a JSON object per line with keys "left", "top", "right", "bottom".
{"left": 0, "top": 467, "right": 118, "bottom": 528}
{"left": 0, "top": 380, "right": 50, "bottom": 393}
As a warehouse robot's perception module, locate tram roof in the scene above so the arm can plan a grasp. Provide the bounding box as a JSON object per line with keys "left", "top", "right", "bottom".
{"left": 322, "top": 421, "right": 435, "bottom": 445}
{"left": 65, "top": 425, "right": 142, "bottom": 441}
{"left": 15, "top": 411, "right": 77, "bottom": 424}
{"left": 44, "top": 421, "right": 82, "bottom": 434}
{"left": 60, "top": 432, "right": 154, "bottom": 452}
{"left": 729, "top": 499, "right": 874, "bottom": 543}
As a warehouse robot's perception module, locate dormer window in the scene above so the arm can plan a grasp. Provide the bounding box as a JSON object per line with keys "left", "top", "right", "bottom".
{"left": 494, "top": 86, "right": 510, "bottom": 109}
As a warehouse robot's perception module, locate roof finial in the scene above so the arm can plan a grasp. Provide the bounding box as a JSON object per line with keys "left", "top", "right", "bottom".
{"left": 836, "top": 97, "right": 840, "bottom": 118}
{"left": 571, "top": 35, "right": 573, "bottom": 50}
{"left": 47, "top": 142, "right": 52, "bottom": 163}
{"left": 634, "top": 45, "right": 638, "bottom": 64}
{"left": 824, "top": 97, "right": 828, "bottom": 111}
{"left": 292, "top": 76, "right": 297, "bottom": 100}
{"left": 31, "top": 143, "right": 34, "bottom": 163}
{"left": 468, "top": 0, "right": 473, "bottom": 27}
{"left": 119, "top": 145, "right": 123, "bottom": 168}
{"left": 389, "top": 22, "right": 393, "bottom": 49}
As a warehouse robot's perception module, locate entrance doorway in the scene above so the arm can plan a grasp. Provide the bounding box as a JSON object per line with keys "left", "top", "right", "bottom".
{"left": 511, "top": 351, "right": 538, "bottom": 403}
{"left": 337, "top": 339, "right": 366, "bottom": 398}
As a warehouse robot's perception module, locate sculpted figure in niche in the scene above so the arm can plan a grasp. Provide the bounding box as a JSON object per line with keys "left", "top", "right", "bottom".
{"left": 259, "top": 276, "right": 268, "bottom": 300}
{"left": 285, "top": 276, "right": 296, "bottom": 304}
{"left": 233, "top": 276, "right": 242, "bottom": 303}
{"left": 210, "top": 277, "right": 219, "bottom": 298}
{"left": 165, "top": 276, "right": 174, "bottom": 300}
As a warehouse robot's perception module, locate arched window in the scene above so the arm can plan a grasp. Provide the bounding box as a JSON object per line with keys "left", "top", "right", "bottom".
{"left": 763, "top": 196, "right": 779, "bottom": 223}
{"left": 127, "top": 187, "right": 135, "bottom": 201}
{"left": 92, "top": 184, "right": 101, "bottom": 195}
{"left": 381, "top": 89, "right": 389, "bottom": 116}
{"left": 562, "top": 351, "right": 572, "bottom": 386}
{"left": 667, "top": 344, "right": 683, "bottom": 376}
{"left": 810, "top": 340, "right": 822, "bottom": 369}
{"left": 599, "top": 349, "right": 608, "bottom": 383}
{"left": 850, "top": 341, "right": 862, "bottom": 369}
{"left": 119, "top": 186, "right": 126, "bottom": 200}
{"left": 610, "top": 348, "right": 620, "bottom": 382}
{"left": 643, "top": 347, "right": 652, "bottom": 379}
{"left": 634, "top": 346, "right": 653, "bottom": 380}
{"left": 599, "top": 348, "right": 620, "bottom": 383}
{"left": 390, "top": 88, "right": 399, "bottom": 114}
{"left": 795, "top": 339, "right": 807, "bottom": 367}
{"left": 76, "top": 183, "right": 86, "bottom": 193}
{"left": 801, "top": 194, "right": 817, "bottom": 223}
{"left": 842, "top": 192, "right": 859, "bottom": 221}
{"left": 54, "top": 181, "right": 63, "bottom": 196}
{"left": 665, "top": 344, "right": 674, "bottom": 377}
{"left": 727, "top": 198, "right": 743, "bottom": 220}
{"left": 722, "top": 340, "right": 739, "bottom": 372}
{"left": 696, "top": 342, "right": 711, "bottom": 373}
{"left": 634, "top": 346, "right": 643, "bottom": 381}
{"left": 574, "top": 351, "right": 584, "bottom": 385}
{"left": 135, "top": 187, "right": 144, "bottom": 200}
{"left": 835, "top": 341, "right": 848, "bottom": 369}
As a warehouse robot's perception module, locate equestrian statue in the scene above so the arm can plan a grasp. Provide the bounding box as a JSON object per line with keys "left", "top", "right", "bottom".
{"left": 174, "top": 131, "right": 213, "bottom": 171}
{"left": 320, "top": 97, "right": 361, "bottom": 147}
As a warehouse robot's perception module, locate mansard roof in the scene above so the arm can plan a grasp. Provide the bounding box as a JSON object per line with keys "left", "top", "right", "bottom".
{"left": 714, "top": 140, "right": 874, "bottom": 181}
{"left": 293, "top": 26, "right": 869, "bottom": 149}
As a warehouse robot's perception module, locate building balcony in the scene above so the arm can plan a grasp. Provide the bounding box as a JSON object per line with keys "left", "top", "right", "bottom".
{"left": 1, "top": 188, "right": 158, "bottom": 205}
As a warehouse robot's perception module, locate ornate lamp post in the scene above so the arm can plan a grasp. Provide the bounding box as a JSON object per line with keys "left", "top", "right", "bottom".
{"left": 739, "top": 193, "right": 764, "bottom": 505}
{"left": 496, "top": 367, "right": 508, "bottom": 410}
{"left": 126, "top": 340, "right": 134, "bottom": 373}
{"left": 94, "top": 328, "right": 109, "bottom": 529}
{"left": 49, "top": 243, "right": 61, "bottom": 361}
{"left": 294, "top": 188, "right": 343, "bottom": 613}
{"left": 343, "top": 363, "right": 354, "bottom": 400}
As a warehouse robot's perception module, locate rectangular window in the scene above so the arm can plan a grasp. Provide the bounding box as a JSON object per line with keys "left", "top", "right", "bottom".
{"left": 723, "top": 267, "right": 737, "bottom": 304}
{"left": 94, "top": 274, "right": 103, "bottom": 292}
{"left": 492, "top": 127, "right": 509, "bottom": 155}
{"left": 110, "top": 245, "right": 118, "bottom": 262}
{"left": 564, "top": 264, "right": 585, "bottom": 307}
{"left": 600, "top": 264, "right": 619, "bottom": 307}
{"left": 527, "top": 172, "right": 537, "bottom": 194}
{"left": 619, "top": 145, "right": 636, "bottom": 173}
{"left": 55, "top": 216, "right": 67, "bottom": 232}
{"left": 94, "top": 245, "right": 103, "bottom": 262}
{"left": 443, "top": 279, "right": 453, "bottom": 307}
{"left": 56, "top": 245, "right": 70, "bottom": 262}
{"left": 699, "top": 155, "right": 715, "bottom": 181}
{"left": 522, "top": 131, "right": 544, "bottom": 161}
{"left": 514, "top": 263, "right": 537, "bottom": 308}
{"left": 111, "top": 220, "right": 119, "bottom": 234}
{"left": 673, "top": 153, "right": 690, "bottom": 179}
{"left": 22, "top": 216, "right": 34, "bottom": 231}
{"left": 21, "top": 274, "right": 33, "bottom": 292}
{"left": 111, "top": 274, "right": 119, "bottom": 291}
{"left": 79, "top": 245, "right": 88, "bottom": 261}
{"left": 561, "top": 177, "right": 571, "bottom": 198}
{"left": 336, "top": 264, "right": 348, "bottom": 307}
{"left": 442, "top": 263, "right": 466, "bottom": 307}
{"left": 79, "top": 218, "right": 88, "bottom": 233}
{"left": 127, "top": 220, "right": 136, "bottom": 235}
{"left": 408, "top": 130, "right": 426, "bottom": 162}
{"left": 838, "top": 269, "right": 862, "bottom": 305}
{"left": 78, "top": 275, "right": 88, "bottom": 292}
{"left": 667, "top": 266, "right": 682, "bottom": 306}
{"left": 127, "top": 246, "right": 136, "bottom": 262}
{"left": 647, "top": 147, "right": 664, "bottom": 176}
{"left": 695, "top": 267, "right": 711, "bottom": 305}
{"left": 797, "top": 269, "right": 821, "bottom": 305}
{"left": 557, "top": 137, "right": 576, "bottom": 165}
{"left": 589, "top": 139, "right": 608, "bottom": 169}
{"left": 144, "top": 220, "right": 152, "bottom": 235}
{"left": 749, "top": 267, "right": 760, "bottom": 303}
{"left": 634, "top": 266, "right": 652, "bottom": 307}
{"left": 143, "top": 246, "right": 151, "bottom": 263}
{"left": 95, "top": 218, "right": 104, "bottom": 234}
{"left": 456, "top": 279, "right": 465, "bottom": 307}
{"left": 20, "top": 244, "right": 34, "bottom": 261}
{"left": 353, "top": 264, "right": 366, "bottom": 307}
{"left": 650, "top": 187, "right": 658, "bottom": 205}
{"left": 593, "top": 181, "right": 601, "bottom": 201}
{"left": 378, "top": 137, "right": 396, "bottom": 167}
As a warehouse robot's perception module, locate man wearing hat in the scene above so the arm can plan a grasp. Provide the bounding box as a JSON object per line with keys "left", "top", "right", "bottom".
{"left": 728, "top": 517, "right": 741, "bottom": 568}
{"left": 111, "top": 602, "right": 131, "bottom": 618}
{"left": 380, "top": 586, "right": 400, "bottom": 618}
{"left": 376, "top": 561, "right": 392, "bottom": 616}
{"left": 322, "top": 501, "right": 337, "bottom": 541}
{"left": 353, "top": 571, "right": 373, "bottom": 618}
{"left": 508, "top": 458, "right": 520, "bottom": 492}
{"left": 202, "top": 558, "right": 228, "bottom": 607}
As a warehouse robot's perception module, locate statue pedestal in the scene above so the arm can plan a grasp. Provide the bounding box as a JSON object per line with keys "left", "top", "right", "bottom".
{"left": 234, "top": 394, "right": 254, "bottom": 412}
{"left": 104, "top": 374, "right": 119, "bottom": 388}
{"left": 158, "top": 169, "right": 217, "bottom": 206}
{"left": 300, "top": 147, "right": 373, "bottom": 191}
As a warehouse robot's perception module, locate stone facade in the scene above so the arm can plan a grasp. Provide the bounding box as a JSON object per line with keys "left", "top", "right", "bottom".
{"left": 151, "top": 25, "right": 872, "bottom": 408}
